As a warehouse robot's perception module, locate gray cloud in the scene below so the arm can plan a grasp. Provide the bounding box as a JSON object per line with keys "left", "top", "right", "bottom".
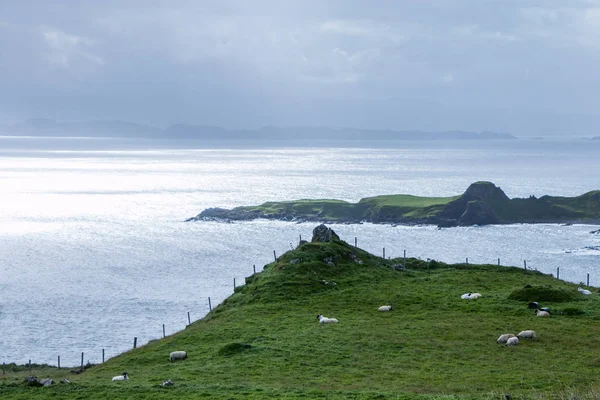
{"left": 1, "top": 0, "right": 599, "bottom": 135}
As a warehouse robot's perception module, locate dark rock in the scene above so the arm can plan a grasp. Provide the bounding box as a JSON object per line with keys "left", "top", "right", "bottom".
{"left": 437, "top": 218, "right": 458, "bottom": 228}
{"left": 438, "top": 182, "right": 508, "bottom": 225}
{"left": 457, "top": 200, "right": 500, "bottom": 226}
{"left": 591, "top": 229, "right": 600, "bottom": 234}
{"left": 323, "top": 256, "right": 335, "bottom": 267}
{"left": 464, "top": 182, "right": 510, "bottom": 201}
{"left": 311, "top": 224, "right": 340, "bottom": 243}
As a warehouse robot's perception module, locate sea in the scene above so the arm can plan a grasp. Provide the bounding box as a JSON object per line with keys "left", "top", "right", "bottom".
{"left": 0, "top": 136, "right": 599, "bottom": 366}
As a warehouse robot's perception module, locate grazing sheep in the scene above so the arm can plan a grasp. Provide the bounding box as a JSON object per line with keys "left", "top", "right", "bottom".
{"left": 378, "top": 305, "right": 392, "bottom": 312}
{"left": 527, "top": 301, "right": 540, "bottom": 309}
{"left": 505, "top": 337, "right": 519, "bottom": 346}
{"left": 112, "top": 372, "right": 129, "bottom": 381}
{"left": 497, "top": 333, "right": 516, "bottom": 344}
{"left": 578, "top": 287, "right": 592, "bottom": 295}
{"left": 535, "top": 310, "right": 550, "bottom": 317}
{"left": 470, "top": 293, "right": 482, "bottom": 299}
{"left": 461, "top": 292, "right": 481, "bottom": 300}
{"left": 169, "top": 351, "right": 188, "bottom": 362}
{"left": 517, "top": 330, "right": 536, "bottom": 340}
{"left": 317, "top": 314, "right": 339, "bottom": 324}
{"left": 539, "top": 307, "right": 550, "bottom": 312}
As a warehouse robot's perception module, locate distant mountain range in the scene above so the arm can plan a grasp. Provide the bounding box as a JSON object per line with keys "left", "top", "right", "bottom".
{"left": 1, "top": 118, "right": 517, "bottom": 141}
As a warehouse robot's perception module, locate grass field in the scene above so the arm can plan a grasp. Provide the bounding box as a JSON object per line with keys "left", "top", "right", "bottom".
{"left": 3, "top": 230, "right": 600, "bottom": 399}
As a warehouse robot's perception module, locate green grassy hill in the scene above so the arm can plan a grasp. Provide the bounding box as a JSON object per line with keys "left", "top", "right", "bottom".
{"left": 3, "top": 227, "right": 600, "bottom": 399}
{"left": 190, "top": 182, "right": 600, "bottom": 227}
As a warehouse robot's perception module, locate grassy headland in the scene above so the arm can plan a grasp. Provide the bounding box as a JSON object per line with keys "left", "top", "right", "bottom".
{"left": 188, "top": 181, "right": 600, "bottom": 227}
{"left": 3, "top": 226, "right": 600, "bottom": 399}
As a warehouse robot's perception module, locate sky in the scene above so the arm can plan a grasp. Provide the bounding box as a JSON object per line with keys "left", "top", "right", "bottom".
{"left": 1, "top": 0, "right": 599, "bottom": 136}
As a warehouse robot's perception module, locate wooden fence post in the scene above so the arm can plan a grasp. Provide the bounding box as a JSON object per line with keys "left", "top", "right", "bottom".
{"left": 208, "top": 297, "right": 212, "bottom": 311}
{"left": 163, "top": 324, "right": 166, "bottom": 338}
{"left": 587, "top": 273, "right": 590, "bottom": 286}
{"left": 383, "top": 247, "right": 385, "bottom": 259}
{"left": 133, "top": 337, "right": 137, "bottom": 349}
{"left": 556, "top": 267, "right": 560, "bottom": 280}
{"left": 102, "top": 349, "right": 105, "bottom": 363}
{"left": 273, "top": 250, "right": 277, "bottom": 261}
{"left": 498, "top": 258, "right": 500, "bottom": 266}
{"left": 524, "top": 260, "right": 527, "bottom": 270}
{"left": 187, "top": 311, "right": 191, "bottom": 325}
{"left": 355, "top": 237, "right": 357, "bottom": 248}
{"left": 58, "top": 355, "right": 60, "bottom": 370}
{"left": 81, "top": 352, "right": 84, "bottom": 369}
{"left": 253, "top": 264, "right": 256, "bottom": 274}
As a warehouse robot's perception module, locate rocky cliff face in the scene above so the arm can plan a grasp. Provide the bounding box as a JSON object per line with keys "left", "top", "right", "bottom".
{"left": 438, "top": 182, "right": 508, "bottom": 226}
{"left": 457, "top": 200, "right": 500, "bottom": 226}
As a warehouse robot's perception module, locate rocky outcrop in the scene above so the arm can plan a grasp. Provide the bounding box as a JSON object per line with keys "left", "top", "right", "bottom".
{"left": 438, "top": 182, "right": 508, "bottom": 226}
{"left": 457, "top": 200, "right": 500, "bottom": 226}
{"left": 312, "top": 224, "right": 340, "bottom": 242}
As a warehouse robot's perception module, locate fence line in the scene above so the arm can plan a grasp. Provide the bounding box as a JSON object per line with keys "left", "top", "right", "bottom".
{"left": 3, "top": 237, "right": 595, "bottom": 373}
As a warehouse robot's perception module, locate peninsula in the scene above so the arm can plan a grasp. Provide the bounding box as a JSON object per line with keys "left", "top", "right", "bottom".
{"left": 187, "top": 181, "right": 600, "bottom": 227}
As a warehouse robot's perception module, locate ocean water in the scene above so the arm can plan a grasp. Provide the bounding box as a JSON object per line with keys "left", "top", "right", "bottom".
{"left": 0, "top": 137, "right": 599, "bottom": 365}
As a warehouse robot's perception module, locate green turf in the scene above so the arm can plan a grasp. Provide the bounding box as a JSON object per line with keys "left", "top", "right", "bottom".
{"left": 3, "top": 235, "right": 600, "bottom": 399}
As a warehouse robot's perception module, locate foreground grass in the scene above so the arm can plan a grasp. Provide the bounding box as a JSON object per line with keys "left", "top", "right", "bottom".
{"left": 3, "top": 234, "right": 600, "bottom": 399}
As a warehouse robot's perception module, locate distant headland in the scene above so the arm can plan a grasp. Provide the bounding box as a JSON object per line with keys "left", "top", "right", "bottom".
{"left": 2, "top": 118, "right": 517, "bottom": 142}
{"left": 187, "top": 182, "right": 600, "bottom": 227}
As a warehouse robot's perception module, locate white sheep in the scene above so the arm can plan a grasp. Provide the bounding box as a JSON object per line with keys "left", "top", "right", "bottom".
{"left": 505, "top": 337, "right": 519, "bottom": 346}
{"left": 578, "top": 287, "right": 592, "bottom": 295}
{"left": 461, "top": 292, "right": 481, "bottom": 300}
{"left": 169, "top": 351, "right": 188, "bottom": 362}
{"left": 317, "top": 314, "right": 339, "bottom": 324}
{"left": 535, "top": 310, "right": 550, "bottom": 318}
{"left": 111, "top": 372, "right": 129, "bottom": 381}
{"left": 470, "top": 293, "right": 482, "bottom": 299}
{"left": 497, "top": 333, "right": 516, "bottom": 344}
{"left": 517, "top": 330, "right": 536, "bottom": 340}
{"left": 378, "top": 305, "right": 392, "bottom": 312}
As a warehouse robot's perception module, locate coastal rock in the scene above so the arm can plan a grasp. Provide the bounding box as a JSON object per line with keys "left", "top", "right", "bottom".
{"left": 311, "top": 224, "right": 340, "bottom": 243}
{"left": 457, "top": 200, "right": 500, "bottom": 226}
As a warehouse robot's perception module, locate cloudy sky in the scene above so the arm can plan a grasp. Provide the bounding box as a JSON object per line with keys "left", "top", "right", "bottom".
{"left": 1, "top": 1, "right": 599, "bottom": 135}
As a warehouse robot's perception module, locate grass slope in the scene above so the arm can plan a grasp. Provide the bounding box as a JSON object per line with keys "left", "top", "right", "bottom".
{"left": 3, "top": 234, "right": 600, "bottom": 399}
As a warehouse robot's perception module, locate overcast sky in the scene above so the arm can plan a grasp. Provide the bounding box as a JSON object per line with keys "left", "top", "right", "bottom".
{"left": 1, "top": 1, "right": 599, "bottom": 135}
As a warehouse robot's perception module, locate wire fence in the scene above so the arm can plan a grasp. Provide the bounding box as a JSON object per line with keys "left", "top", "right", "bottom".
{"left": 2, "top": 237, "right": 595, "bottom": 374}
